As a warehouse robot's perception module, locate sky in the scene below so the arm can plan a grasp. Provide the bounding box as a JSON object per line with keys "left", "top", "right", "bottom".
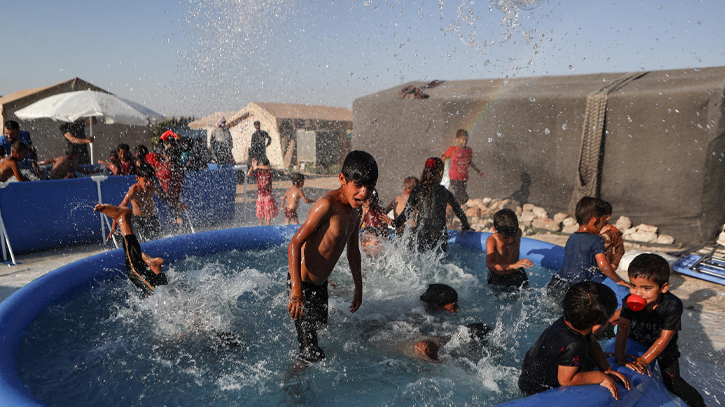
{"left": 2, "top": 0, "right": 724, "bottom": 117}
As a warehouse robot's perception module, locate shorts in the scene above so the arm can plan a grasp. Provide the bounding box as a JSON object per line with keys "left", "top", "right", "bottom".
{"left": 287, "top": 275, "right": 328, "bottom": 362}
{"left": 284, "top": 208, "right": 298, "bottom": 222}
{"left": 488, "top": 268, "right": 529, "bottom": 289}
{"left": 450, "top": 180, "right": 469, "bottom": 204}
{"left": 122, "top": 234, "right": 167, "bottom": 296}
{"left": 131, "top": 214, "right": 161, "bottom": 242}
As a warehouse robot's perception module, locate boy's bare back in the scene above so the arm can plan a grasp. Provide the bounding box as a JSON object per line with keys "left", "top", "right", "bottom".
{"left": 282, "top": 185, "right": 311, "bottom": 210}
{"left": 0, "top": 157, "right": 27, "bottom": 182}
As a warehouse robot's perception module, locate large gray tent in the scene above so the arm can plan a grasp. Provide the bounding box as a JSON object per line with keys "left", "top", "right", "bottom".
{"left": 352, "top": 67, "right": 725, "bottom": 244}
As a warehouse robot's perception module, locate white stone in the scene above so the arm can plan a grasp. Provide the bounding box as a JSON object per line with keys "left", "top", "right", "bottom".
{"left": 520, "top": 210, "right": 536, "bottom": 223}
{"left": 562, "top": 217, "right": 578, "bottom": 227}
{"left": 636, "top": 224, "right": 658, "bottom": 234}
{"left": 562, "top": 223, "right": 579, "bottom": 234}
{"left": 482, "top": 197, "right": 492, "bottom": 206}
{"left": 717, "top": 231, "right": 725, "bottom": 246}
{"left": 532, "top": 206, "right": 548, "bottom": 219}
{"left": 515, "top": 206, "right": 523, "bottom": 216}
{"left": 532, "top": 217, "right": 561, "bottom": 232}
{"left": 656, "top": 234, "right": 675, "bottom": 245}
{"left": 523, "top": 203, "right": 535, "bottom": 212}
{"left": 615, "top": 216, "right": 632, "bottom": 231}
{"left": 488, "top": 199, "right": 502, "bottom": 212}
{"left": 523, "top": 228, "right": 536, "bottom": 236}
{"left": 465, "top": 207, "right": 481, "bottom": 218}
{"left": 630, "top": 230, "right": 658, "bottom": 243}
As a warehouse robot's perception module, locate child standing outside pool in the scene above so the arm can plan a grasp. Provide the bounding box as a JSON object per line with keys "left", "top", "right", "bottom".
{"left": 614, "top": 253, "right": 705, "bottom": 407}
{"left": 486, "top": 209, "right": 532, "bottom": 289}
{"left": 248, "top": 157, "right": 278, "bottom": 226}
{"left": 550, "top": 197, "right": 628, "bottom": 294}
{"left": 287, "top": 150, "right": 378, "bottom": 362}
{"left": 280, "top": 173, "right": 314, "bottom": 225}
{"left": 441, "top": 129, "right": 484, "bottom": 205}
{"left": 519, "top": 281, "right": 631, "bottom": 399}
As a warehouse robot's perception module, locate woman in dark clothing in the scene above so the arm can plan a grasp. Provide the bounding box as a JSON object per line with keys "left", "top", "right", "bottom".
{"left": 392, "top": 157, "right": 470, "bottom": 252}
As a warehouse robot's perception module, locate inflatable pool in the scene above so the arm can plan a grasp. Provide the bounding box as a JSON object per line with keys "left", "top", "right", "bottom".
{"left": 0, "top": 228, "right": 684, "bottom": 406}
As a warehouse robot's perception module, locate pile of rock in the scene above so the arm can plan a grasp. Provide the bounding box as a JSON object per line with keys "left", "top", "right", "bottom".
{"left": 717, "top": 224, "right": 725, "bottom": 246}
{"left": 460, "top": 197, "right": 676, "bottom": 244}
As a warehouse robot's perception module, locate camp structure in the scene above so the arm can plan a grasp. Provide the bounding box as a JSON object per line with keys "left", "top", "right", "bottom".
{"left": 190, "top": 102, "right": 352, "bottom": 169}
{"left": 352, "top": 67, "right": 725, "bottom": 244}
{"left": 0, "top": 77, "right": 154, "bottom": 162}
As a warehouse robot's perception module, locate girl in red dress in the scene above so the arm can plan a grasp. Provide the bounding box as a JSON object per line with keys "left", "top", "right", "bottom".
{"left": 248, "top": 157, "right": 278, "bottom": 225}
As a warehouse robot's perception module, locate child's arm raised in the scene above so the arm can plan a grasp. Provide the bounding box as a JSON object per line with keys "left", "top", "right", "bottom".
{"left": 595, "top": 253, "right": 629, "bottom": 287}
{"left": 346, "top": 217, "right": 363, "bottom": 313}
{"left": 287, "top": 197, "right": 333, "bottom": 319}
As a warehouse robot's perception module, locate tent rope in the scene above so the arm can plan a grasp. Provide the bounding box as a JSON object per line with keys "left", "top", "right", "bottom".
{"left": 568, "top": 71, "right": 649, "bottom": 215}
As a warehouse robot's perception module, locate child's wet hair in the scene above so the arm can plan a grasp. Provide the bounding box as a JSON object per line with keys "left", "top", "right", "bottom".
{"left": 575, "top": 197, "right": 606, "bottom": 225}
{"left": 10, "top": 141, "right": 27, "bottom": 154}
{"left": 403, "top": 176, "right": 419, "bottom": 191}
{"left": 341, "top": 150, "right": 378, "bottom": 186}
{"left": 563, "top": 281, "right": 618, "bottom": 331}
{"left": 136, "top": 145, "right": 149, "bottom": 157}
{"left": 456, "top": 129, "right": 469, "bottom": 139}
{"left": 494, "top": 209, "right": 519, "bottom": 236}
{"left": 420, "top": 284, "right": 458, "bottom": 307}
{"left": 291, "top": 173, "right": 305, "bottom": 186}
{"left": 420, "top": 157, "right": 444, "bottom": 186}
{"left": 601, "top": 200, "right": 613, "bottom": 216}
{"left": 134, "top": 164, "right": 155, "bottom": 179}
{"left": 628, "top": 253, "right": 670, "bottom": 287}
{"left": 117, "top": 143, "right": 130, "bottom": 153}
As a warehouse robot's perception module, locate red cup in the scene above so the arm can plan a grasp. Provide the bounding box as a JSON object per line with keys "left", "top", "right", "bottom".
{"left": 627, "top": 295, "right": 647, "bottom": 312}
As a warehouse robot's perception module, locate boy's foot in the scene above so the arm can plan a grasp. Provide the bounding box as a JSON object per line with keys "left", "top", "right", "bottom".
{"left": 298, "top": 346, "right": 325, "bottom": 363}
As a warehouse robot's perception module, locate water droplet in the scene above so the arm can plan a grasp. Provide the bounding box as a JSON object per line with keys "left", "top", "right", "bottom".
{"left": 529, "top": 97, "right": 536, "bottom": 102}
{"left": 544, "top": 128, "right": 550, "bottom": 135}
{"left": 627, "top": 115, "right": 632, "bottom": 123}
{"left": 562, "top": 123, "right": 567, "bottom": 130}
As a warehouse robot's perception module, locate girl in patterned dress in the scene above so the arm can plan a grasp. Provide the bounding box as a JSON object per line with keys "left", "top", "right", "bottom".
{"left": 248, "top": 157, "right": 278, "bottom": 225}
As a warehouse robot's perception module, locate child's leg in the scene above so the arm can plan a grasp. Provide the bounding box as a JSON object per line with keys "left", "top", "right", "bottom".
{"left": 658, "top": 353, "right": 705, "bottom": 407}
{"left": 288, "top": 278, "right": 328, "bottom": 362}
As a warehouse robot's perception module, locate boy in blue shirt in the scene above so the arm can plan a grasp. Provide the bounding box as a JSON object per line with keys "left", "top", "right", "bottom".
{"left": 548, "top": 197, "right": 628, "bottom": 298}
{"left": 519, "top": 281, "right": 630, "bottom": 399}
{"left": 615, "top": 253, "right": 705, "bottom": 407}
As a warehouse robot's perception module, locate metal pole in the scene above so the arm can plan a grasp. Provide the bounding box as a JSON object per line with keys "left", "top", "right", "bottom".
{"left": 0, "top": 208, "right": 17, "bottom": 265}
{"left": 92, "top": 175, "right": 108, "bottom": 245}
{"left": 89, "top": 117, "right": 94, "bottom": 164}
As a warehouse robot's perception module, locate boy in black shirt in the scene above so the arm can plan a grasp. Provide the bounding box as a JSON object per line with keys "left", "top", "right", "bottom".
{"left": 519, "top": 281, "right": 630, "bottom": 399}
{"left": 615, "top": 253, "right": 705, "bottom": 407}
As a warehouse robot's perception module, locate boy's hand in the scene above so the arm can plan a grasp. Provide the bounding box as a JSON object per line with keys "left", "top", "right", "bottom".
{"left": 106, "top": 228, "right": 117, "bottom": 242}
{"left": 514, "top": 258, "right": 534, "bottom": 269}
{"left": 288, "top": 294, "right": 304, "bottom": 319}
{"left": 349, "top": 289, "right": 362, "bottom": 313}
{"left": 598, "top": 375, "right": 622, "bottom": 400}
{"left": 603, "top": 368, "right": 631, "bottom": 391}
{"left": 616, "top": 279, "right": 631, "bottom": 287}
{"left": 623, "top": 355, "right": 650, "bottom": 376}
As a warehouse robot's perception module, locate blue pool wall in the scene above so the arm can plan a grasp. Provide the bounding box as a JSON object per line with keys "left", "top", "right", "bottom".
{"left": 0, "top": 228, "right": 682, "bottom": 406}
{"left": 0, "top": 167, "right": 237, "bottom": 255}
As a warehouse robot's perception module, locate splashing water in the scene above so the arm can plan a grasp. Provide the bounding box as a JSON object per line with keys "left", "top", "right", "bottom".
{"left": 18, "top": 242, "right": 562, "bottom": 406}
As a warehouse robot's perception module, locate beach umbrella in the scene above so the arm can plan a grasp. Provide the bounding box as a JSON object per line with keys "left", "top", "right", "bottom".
{"left": 15, "top": 90, "right": 159, "bottom": 161}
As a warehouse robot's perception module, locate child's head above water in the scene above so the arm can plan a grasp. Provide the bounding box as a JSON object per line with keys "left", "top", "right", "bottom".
{"left": 493, "top": 208, "right": 519, "bottom": 237}
{"left": 563, "top": 281, "right": 618, "bottom": 331}
{"left": 420, "top": 283, "right": 459, "bottom": 312}
{"left": 628, "top": 253, "right": 670, "bottom": 289}
{"left": 403, "top": 176, "right": 419, "bottom": 192}
{"left": 341, "top": 150, "right": 378, "bottom": 187}
{"left": 574, "top": 197, "right": 606, "bottom": 227}
{"left": 291, "top": 172, "right": 305, "bottom": 187}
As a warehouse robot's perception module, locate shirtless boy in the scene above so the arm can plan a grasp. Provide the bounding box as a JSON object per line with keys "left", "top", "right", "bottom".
{"left": 0, "top": 141, "right": 30, "bottom": 182}
{"left": 287, "top": 150, "right": 378, "bottom": 362}
{"left": 280, "top": 173, "right": 314, "bottom": 225}
{"left": 94, "top": 203, "right": 167, "bottom": 295}
{"left": 486, "top": 209, "right": 533, "bottom": 289}
{"left": 108, "top": 164, "right": 185, "bottom": 242}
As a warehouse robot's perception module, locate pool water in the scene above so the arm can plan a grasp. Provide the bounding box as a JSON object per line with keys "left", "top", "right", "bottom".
{"left": 15, "top": 242, "right": 602, "bottom": 405}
